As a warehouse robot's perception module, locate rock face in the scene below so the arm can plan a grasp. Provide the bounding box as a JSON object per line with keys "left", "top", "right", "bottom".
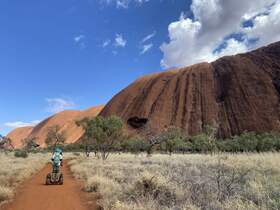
{"left": 100, "top": 41, "right": 280, "bottom": 138}
{"left": 7, "top": 105, "right": 104, "bottom": 148}
{"left": 7, "top": 126, "right": 34, "bottom": 148}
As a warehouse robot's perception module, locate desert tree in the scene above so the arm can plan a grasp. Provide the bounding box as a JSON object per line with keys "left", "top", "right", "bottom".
{"left": 22, "top": 137, "right": 39, "bottom": 151}
{"left": 191, "top": 124, "right": 218, "bottom": 154}
{"left": 76, "top": 117, "right": 95, "bottom": 157}
{"left": 78, "top": 116, "right": 124, "bottom": 160}
{"left": 159, "top": 126, "right": 187, "bottom": 155}
{"left": 118, "top": 122, "right": 187, "bottom": 155}
{"left": 0, "top": 136, "right": 14, "bottom": 150}
{"left": 45, "top": 125, "right": 66, "bottom": 149}
{"left": 140, "top": 123, "right": 167, "bottom": 156}
{"left": 121, "top": 135, "right": 150, "bottom": 155}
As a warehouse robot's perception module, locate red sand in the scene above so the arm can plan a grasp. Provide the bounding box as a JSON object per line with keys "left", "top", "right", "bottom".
{"left": 0, "top": 162, "right": 96, "bottom": 210}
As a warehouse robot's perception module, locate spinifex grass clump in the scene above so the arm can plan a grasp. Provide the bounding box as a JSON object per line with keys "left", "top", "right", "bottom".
{"left": 130, "top": 171, "right": 177, "bottom": 207}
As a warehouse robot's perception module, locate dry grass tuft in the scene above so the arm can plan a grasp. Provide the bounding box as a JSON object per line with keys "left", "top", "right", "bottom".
{"left": 69, "top": 152, "right": 280, "bottom": 210}
{"left": 0, "top": 187, "right": 13, "bottom": 202}
{"left": 0, "top": 152, "right": 49, "bottom": 204}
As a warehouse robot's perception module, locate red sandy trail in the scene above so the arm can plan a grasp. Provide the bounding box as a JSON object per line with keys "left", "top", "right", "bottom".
{"left": 1, "top": 163, "right": 96, "bottom": 210}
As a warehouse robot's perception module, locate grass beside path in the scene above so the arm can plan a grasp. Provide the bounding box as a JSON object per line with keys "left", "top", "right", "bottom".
{"left": 0, "top": 152, "right": 49, "bottom": 204}
{"left": 69, "top": 152, "right": 280, "bottom": 210}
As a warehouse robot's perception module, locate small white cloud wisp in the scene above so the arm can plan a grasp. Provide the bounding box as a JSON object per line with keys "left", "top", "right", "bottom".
{"left": 4, "top": 120, "right": 40, "bottom": 129}
{"left": 74, "top": 35, "right": 85, "bottom": 42}
{"left": 102, "top": 0, "right": 150, "bottom": 9}
{"left": 114, "top": 34, "right": 127, "bottom": 47}
{"left": 102, "top": 39, "right": 111, "bottom": 48}
{"left": 73, "top": 34, "right": 86, "bottom": 48}
{"left": 142, "top": 31, "right": 156, "bottom": 43}
{"left": 140, "top": 43, "right": 153, "bottom": 54}
{"left": 46, "top": 98, "right": 75, "bottom": 114}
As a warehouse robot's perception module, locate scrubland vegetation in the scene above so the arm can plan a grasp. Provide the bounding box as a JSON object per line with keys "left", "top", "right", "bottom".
{"left": 2, "top": 116, "right": 280, "bottom": 209}
{"left": 73, "top": 116, "right": 280, "bottom": 157}
{"left": 69, "top": 152, "right": 280, "bottom": 210}
{"left": 0, "top": 152, "right": 49, "bottom": 204}
{"left": 62, "top": 127, "right": 280, "bottom": 157}
{"left": 66, "top": 116, "right": 280, "bottom": 209}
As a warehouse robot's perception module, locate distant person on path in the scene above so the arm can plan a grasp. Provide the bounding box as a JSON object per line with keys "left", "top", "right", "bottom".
{"left": 52, "top": 147, "right": 63, "bottom": 167}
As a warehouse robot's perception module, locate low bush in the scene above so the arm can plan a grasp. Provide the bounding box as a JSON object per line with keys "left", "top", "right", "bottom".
{"left": 14, "top": 150, "right": 28, "bottom": 158}
{"left": 72, "top": 152, "right": 81, "bottom": 156}
{"left": 121, "top": 136, "right": 150, "bottom": 153}
{"left": 217, "top": 132, "right": 280, "bottom": 153}
{"left": 131, "top": 172, "right": 177, "bottom": 207}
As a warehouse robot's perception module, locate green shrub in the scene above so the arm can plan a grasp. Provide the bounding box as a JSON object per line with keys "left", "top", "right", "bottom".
{"left": 217, "top": 138, "right": 240, "bottom": 152}
{"left": 76, "top": 116, "right": 124, "bottom": 160}
{"left": 256, "top": 132, "right": 280, "bottom": 152}
{"left": 174, "top": 140, "right": 192, "bottom": 153}
{"left": 121, "top": 137, "right": 150, "bottom": 153}
{"left": 217, "top": 132, "right": 280, "bottom": 153}
{"left": 14, "top": 150, "right": 28, "bottom": 158}
{"left": 159, "top": 127, "right": 187, "bottom": 155}
{"left": 190, "top": 134, "right": 217, "bottom": 153}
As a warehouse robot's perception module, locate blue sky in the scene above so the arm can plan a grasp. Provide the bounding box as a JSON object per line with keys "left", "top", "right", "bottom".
{"left": 1, "top": 0, "right": 279, "bottom": 135}
{"left": 0, "top": 0, "right": 188, "bottom": 135}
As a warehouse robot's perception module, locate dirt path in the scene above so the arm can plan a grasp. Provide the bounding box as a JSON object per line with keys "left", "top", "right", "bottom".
{"left": 1, "top": 162, "right": 96, "bottom": 210}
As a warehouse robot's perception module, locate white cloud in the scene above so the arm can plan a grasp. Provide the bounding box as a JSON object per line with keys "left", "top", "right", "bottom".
{"left": 214, "top": 38, "right": 248, "bottom": 57}
{"left": 114, "top": 34, "right": 127, "bottom": 47}
{"left": 142, "top": 31, "right": 156, "bottom": 43}
{"left": 74, "top": 34, "right": 86, "bottom": 48}
{"left": 4, "top": 120, "right": 40, "bottom": 129}
{"left": 102, "top": 0, "right": 149, "bottom": 9}
{"left": 102, "top": 39, "right": 111, "bottom": 48}
{"left": 46, "top": 98, "right": 75, "bottom": 114}
{"left": 140, "top": 43, "right": 153, "bottom": 54}
{"left": 161, "top": 0, "right": 279, "bottom": 68}
{"left": 244, "top": 2, "right": 280, "bottom": 46}
{"left": 117, "top": 0, "right": 129, "bottom": 8}
{"left": 74, "top": 35, "right": 85, "bottom": 42}
{"left": 134, "top": 0, "right": 149, "bottom": 4}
